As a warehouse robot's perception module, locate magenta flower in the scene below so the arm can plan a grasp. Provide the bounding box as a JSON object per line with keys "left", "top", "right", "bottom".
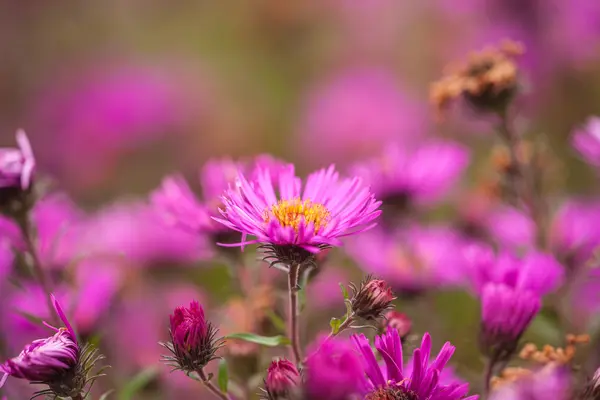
{"left": 0, "top": 130, "right": 35, "bottom": 190}
{"left": 464, "top": 245, "right": 564, "bottom": 297}
{"left": 162, "top": 300, "right": 223, "bottom": 372}
{"left": 571, "top": 116, "right": 600, "bottom": 168}
{"left": 214, "top": 164, "right": 381, "bottom": 262}
{"left": 350, "top": 140, "right": 469, "bottom": 207}
{"left": 490, "top": 365, "right": 571, "bottom": 400}
{"left": 304, "top": 336, "right": 366, "bottom": 400}
{"left": 264, "top": 358, "right": 300, "bottom": 398}
{"left": 0, "top": 295, "right": 78, "bottom": 391}
{"left": 352, "top": 330, "right": 478, "bottom": 400}
{"left": 479, "top": 283, "right": 541, "bottom": 361}
{"left": 383, "top": 310, "right": 412, "bottom": 339}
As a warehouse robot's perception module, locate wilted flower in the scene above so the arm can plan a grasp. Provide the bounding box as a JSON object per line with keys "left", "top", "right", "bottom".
{"left": 383, "top": 310, "right": 412, "bottom": 339}
{"left": 350, "top": 277, "right": 395, "bottom": 321}
{"left": 304, "top": 336, "right": 366, "bottom": 400}
{"left": 353, "top": 330, "right": 478, "bottom": 400}
{"left": 479, "top": 283, "right": 541, "bottom": 362}
{"left": 571, "top": 117, "right": 600, "bottom": 168}
{"left": 0, "top": 295, "right": 103, "bottom": 398}
{"left": 431, "top": 40, "right": 523, "bottom": 114}
{"left": 262, "top": 358, "right": 300, "bottom": 399}
{"left": 215, "top": 164, "right": 381, "bottom": 266}
{"left": 0, "top": 130, "right": 35, "bottom": 191}
{"left": 162, "top": 300, "right": 223, "bottom": 372}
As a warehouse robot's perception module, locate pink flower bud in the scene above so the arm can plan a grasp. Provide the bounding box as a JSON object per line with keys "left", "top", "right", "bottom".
{"left": 265, "top": 358, "right": 299, "bottom": 398}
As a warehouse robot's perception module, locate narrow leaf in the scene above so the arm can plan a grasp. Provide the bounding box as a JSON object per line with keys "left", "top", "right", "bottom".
{"left": 218, "top": 358, "right": 228, "bottom": 393}
{"left": 226, "top": 333, "right": 290, "bottom": 347}
{"left": 265, "top": 310, "right": 287, "bottom": 333}
{"left": 339, "top": 282, "right": 349, "bottom": 300}
{"left": 118, "top": 366, "right": 159, "bottom": 400}
{"left": 330, "top": 317, "right": 341, "bottom": 334}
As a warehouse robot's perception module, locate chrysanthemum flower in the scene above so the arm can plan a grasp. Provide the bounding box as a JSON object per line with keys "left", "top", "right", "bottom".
{"left": 214, "top": 164, "right": 381, "bottom": 266}
{"left": 352, "top": 330, "right": 478, "bottom": 400}
{"left": 479, "top": 283, "right": 541, "bottom": 362}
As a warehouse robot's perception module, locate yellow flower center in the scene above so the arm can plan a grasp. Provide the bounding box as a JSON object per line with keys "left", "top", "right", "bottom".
{"left": 266, "top": 198, "right": 330, "bottom": 233}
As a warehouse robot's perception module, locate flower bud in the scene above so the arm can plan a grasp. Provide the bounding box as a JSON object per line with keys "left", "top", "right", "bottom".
{"left": 162, "top": 300, "right": 224, "bottom": 372}
{"left": 479, "top": 283, "right": 540, "bottom": 362}
{"left": 383, "top": 311, "right": 412, "bottom": 339}
{"left": 263, "top": 358, "right": 299, "bottom": 399}
{"left": 350, "top": 277, "right": 395, "bottom": 321}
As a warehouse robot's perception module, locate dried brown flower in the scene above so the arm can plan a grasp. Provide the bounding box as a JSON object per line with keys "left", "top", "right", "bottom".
{"left": 430, "top": 40, "right": 524, "bottom": 115}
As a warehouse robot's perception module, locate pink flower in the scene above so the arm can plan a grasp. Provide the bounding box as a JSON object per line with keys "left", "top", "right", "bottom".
{"left": 571, "top": 116, "right": 600, "bottom": 168}
{"left": 0, "top": 130, "right": 35, "bottom": 190}
{"left": 215, "top": 164, "right": 381, "bottom": 256}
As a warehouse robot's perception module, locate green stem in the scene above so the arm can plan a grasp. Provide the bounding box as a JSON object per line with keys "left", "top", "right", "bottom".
{"left": 288, "top": 262, "right": 303, "bottom": 365}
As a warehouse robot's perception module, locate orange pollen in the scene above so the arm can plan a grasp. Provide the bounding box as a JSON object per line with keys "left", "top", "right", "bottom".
{"left": 266, "top": 198, "right": 330, "bottom": 233}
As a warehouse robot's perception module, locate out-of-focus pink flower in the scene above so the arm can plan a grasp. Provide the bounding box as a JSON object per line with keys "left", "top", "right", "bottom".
{"left": 306, "top": 267, "right": 349, "bottom": 308}
{"left": 485, "top": 205, "right": 535, "bottom": 250}
{"left": 490, "top": 364, "right": 571, "bottom": 400}
{"left": 550, "top": 199, "right": 600, "bottom": 270}
{"left": 298, "top": 68, "right": 427, "bottom": 165}
{"left": 350, "top": 140, "right": 469, "bottom": 206}
{"left": 464, "top": 245, "right": 564, "bottom": 296}
{"left": 571, "top": 117, "right": 600, "bottom": 168}
{"left": 569, "top": 267, "right": 600, "bottom": 328}
{"left": 0, "top": 130, "right": 35, "bottom": 190}
{"left": 0, "top": 240, "right": 12, "bottom": 282}
{"left": 79, "top": 201, "right": 210, "bottom": 266}
{"left": 347, "top": 225, "right": 468, "bottom": 292}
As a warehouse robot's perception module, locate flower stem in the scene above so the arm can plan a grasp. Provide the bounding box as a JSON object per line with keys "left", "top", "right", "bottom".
{"left": 197, "top": 368, "right": 232, "bottom": 400}
{"left": 325, "top": 313, "right": 356, "bottom": 342}
{"left": 72, "top": 394, "right": 84, "bottom": 400}
{"left": 483, "top": 356, "right": 495, "bottom": 398}
{"left": 15, "top": 208, "right": 58, "bottom": 326}
{"left": 288, "top": 262, "right": 303, "bottom": 365}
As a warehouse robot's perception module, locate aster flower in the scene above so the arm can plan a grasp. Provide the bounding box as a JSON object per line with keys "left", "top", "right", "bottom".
{"left": 349, "top": 276, "right": 395, "bottom": 321}
{"left": 161, "top": 300, "right": 224, "bottom": 372}
{"left": 262, "top": 358, "right": 300, "bottom": 399}
{"left": 0, "top": 130, "right": 35, "bottom": 191}
{"left": 352, "top": 330, "right": 478, "bottom": 400}
{"left": 214, "top": 164, "right": 381, "bottom": 266}
{"left": 304, "top": 336, "right": 367, "bottom": 400}
{"left": 0, "top": 295, "right": 105, "bottom": 399}
{"left": 479, "top": 283, "right": 541, "bottom": 362}
{"left": 350, "top": 140, "right": 469, "bottom": 211}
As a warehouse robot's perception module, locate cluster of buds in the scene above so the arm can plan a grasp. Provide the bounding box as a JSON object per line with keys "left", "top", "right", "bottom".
{"left": 349, "top": 276, "right": 396, "bottom": 321}
{"left": 519, "top": 334, "right": 590, "bottom": 366}
{"left": 0, "top": 295, "right": 105, "bottom": 399}
{"left": 161, "top": 300, "right": 224, "bottom": 373}
{"left": 430, "top": 40, "right": 523, "bottom": 115}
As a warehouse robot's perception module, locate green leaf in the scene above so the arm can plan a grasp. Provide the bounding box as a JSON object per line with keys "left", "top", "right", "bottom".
{"left": 339, "top": 282, "right": 349, "bottom": 300}
{"left": 99, "top": 390, "right": 115, "bottom": 400}
{"left": 118, "top": 366, "right": 159, "bottom": 400}
{"left": 226, "top": 333, "right": 291, "bottom": 347}
{"left": 218, "top": 358, "right": 228, "bottom": 393}
{"left": 330, "top": 317, "right": 341, "bottom": 334}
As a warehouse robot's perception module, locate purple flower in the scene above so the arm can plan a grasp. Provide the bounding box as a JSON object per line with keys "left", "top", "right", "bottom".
{"left": 347, "top": 225, "right": 468, "bottom": 292}
{"left": 490, "top": 365, "right": 571, "bottom": 400}
{"left": 304, "top": 336, "right": 366, "bottom": 400}
{"left": 571, "top": 116, "right": 600, "bottom": 168}
{"left": 550, "top": 199, "right": 600, "bottom": 270}
{"left": 150, "top": 174, "right": 214, "bottom": 234}
{"left": 464, "top": 245, "right": 564, "bottom": 297}
{"left": 163, "top": 300, "right": 223, "bottom": 371}
{"left": 298, "top": 67, "right": 427, "bottom": 165}
{"left": 0, "top": 130, "right": 35, "bottom": 190}
{"left": 264, "top": 358, "right": 299, "bottom": 398}
{"left": 0, "top": 295, "right": 78, "bottom": 388}
{"left": 214, "top": 164, "right": 381, "bottom": 257}
{"left": 350, "top": 140, "right": 469, "bottom": 207}
{"left": 352, "top": 330, "right": 478, "bottom": 399}
{"left": 479, "top": 283, "right": 541, "bottom": 361}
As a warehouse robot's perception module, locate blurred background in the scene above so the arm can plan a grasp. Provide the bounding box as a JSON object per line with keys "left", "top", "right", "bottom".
{"left": 1, "top": 1, "right": 600, "bottom": 399}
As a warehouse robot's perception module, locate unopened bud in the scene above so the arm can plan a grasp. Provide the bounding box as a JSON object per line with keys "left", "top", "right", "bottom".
{"left": 350, "top": 277, "right": 395, "bottom": 321}
{"left": 263, "top": 358, "right": 299, "bottom": 399}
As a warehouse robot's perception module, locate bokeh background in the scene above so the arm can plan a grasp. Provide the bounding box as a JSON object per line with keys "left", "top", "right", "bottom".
{"left": 1, "top": 1, "right": 600, "bottom": 399}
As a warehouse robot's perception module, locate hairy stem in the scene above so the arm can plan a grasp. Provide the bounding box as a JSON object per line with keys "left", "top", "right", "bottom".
{"left": 197, "top": 368, "right": 232, "bottom": 400}
{"left": 15, "top": 209, "right": 58, "bottom": 325}
{"left": 288, "top": 262, "right": 303, "bottom": 365}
